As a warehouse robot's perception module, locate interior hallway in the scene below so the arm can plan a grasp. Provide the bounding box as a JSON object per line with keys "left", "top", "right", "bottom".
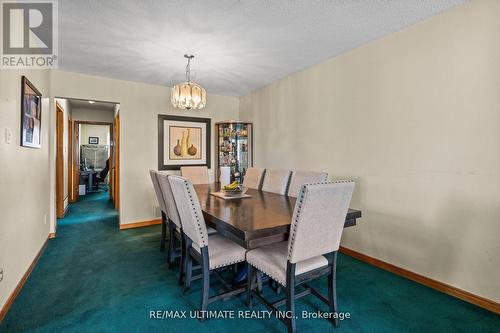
{"left": 0, "top": 191, "right": 497, "bottom": 332}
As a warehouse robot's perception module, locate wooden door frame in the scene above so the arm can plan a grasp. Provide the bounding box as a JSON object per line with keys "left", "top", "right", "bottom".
{"left": 113, "top": 112, "right": 120, "bottom": 210}
{"left": 55, "top": 103, "right": 65, "bottom": 218}
{"left": 68, "top": 116, "right": 75, "bottom": 203}
{"left": 72, "top": 121, "right": 114, "bottom": 202}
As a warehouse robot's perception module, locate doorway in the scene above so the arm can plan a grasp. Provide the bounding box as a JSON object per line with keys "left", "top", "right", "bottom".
{"left": 53, "top": 98, "right": 120, "bottom": 233}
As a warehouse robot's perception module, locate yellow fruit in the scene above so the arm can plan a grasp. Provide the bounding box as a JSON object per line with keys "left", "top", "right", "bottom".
{"left": 223, "top": 181, "right": 239, "bottom": 190}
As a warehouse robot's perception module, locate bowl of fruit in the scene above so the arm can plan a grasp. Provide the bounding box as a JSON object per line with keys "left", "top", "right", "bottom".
{"left": 222, "top": 181, "right": 248, "bottom": 197}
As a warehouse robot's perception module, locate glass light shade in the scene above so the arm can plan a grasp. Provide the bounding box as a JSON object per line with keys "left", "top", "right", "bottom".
{"left": 171, "top": 81, "right": 207, "bottom": 110}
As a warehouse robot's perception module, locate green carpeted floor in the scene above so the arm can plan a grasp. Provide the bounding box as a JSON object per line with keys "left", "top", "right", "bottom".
{"left": 1, "top": 190, "right": 499, "bottom": 332}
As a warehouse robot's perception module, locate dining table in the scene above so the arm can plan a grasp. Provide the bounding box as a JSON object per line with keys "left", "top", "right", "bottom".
{"left": 194, "top": 183, "right": 362, "bottom": 250}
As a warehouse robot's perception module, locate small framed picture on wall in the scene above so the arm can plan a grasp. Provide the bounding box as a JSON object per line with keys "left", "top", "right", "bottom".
{"left": 89, "top": 137, "right": 99, "bottom": 144}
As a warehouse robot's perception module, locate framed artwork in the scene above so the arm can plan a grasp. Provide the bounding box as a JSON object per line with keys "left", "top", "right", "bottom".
{"left": 158, "top": 115, "right": 211, "bottom": 170}
{"left": 89, "top": 137, "right": 99, "bottom": 144}
{"left": 21, "top": 76, "right": 42, "bottom": 148}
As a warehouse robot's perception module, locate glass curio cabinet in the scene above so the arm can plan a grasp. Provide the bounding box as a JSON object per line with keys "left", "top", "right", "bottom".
{"left": 215, "top": 121, "right": 253, "bottom": 183}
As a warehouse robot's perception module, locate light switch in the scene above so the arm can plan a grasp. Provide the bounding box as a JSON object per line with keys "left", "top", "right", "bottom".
{"left": 4, "top": 128, "right": 12, "bottom": 144}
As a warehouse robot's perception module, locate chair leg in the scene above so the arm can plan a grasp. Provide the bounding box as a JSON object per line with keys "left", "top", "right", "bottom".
{"left": 328, "top": 251, "right": 339, "bottom": 327}
{"left": 247, "top": 264, "right": 256, "bottom": 307}
{"left": 178, "top": 232, "right": 185, "bottom": 286}
{"left": 160, "top": 213, "right": 167, "bottom": 251}
{"left": 256, "top": 271, "right": 263, "bottom": 294}
{"left": 183, "top": 239, "right": 193, "bottom": 295}
{"left": 167, "top": 222, "right": 175, "bottom": 269}
{"left": 200, "top": 247, "right": 210, "bottom": 321}
{"left": 286, "top": 262, "right": 296, "bottom": 333}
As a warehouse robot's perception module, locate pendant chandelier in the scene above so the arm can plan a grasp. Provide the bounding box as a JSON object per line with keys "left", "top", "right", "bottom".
{"left": 171, "top": 54, "right": 207, "bottom": 110}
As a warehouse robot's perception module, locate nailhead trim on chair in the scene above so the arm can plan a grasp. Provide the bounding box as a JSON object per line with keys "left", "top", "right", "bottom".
{"left": 184, "top": 180, "right": 208, "bottom": 247}
{"left": 212, "top": 259, "right": 245, "bottom": 270}
{"left": 247, "top": 262, "right": 286, "bottom": 286}
{"left": 287, "top": 180, "right": 354, "bottom": 260}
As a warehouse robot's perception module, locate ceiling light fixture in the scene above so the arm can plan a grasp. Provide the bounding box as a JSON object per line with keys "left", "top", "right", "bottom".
{"left": 171, "top": 54, "right": 206, "bottom": 110}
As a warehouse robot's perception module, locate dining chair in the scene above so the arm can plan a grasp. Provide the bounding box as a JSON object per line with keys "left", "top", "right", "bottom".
{"left": 156, "top": 172, "right": 186, "bottom": 284}
{"left": 243, "top": 167, "right": 265, "bottom": 189}
{"left": 246, "top": 181, "right": 355, "bottom": 333}
{"left": 168, "top": 175, "right": 247, "bottom": 320}
{"left": 261, "top": 169, "right": 292, "bottom": 195}
{"left": 287, "top": 171, "right": 328, "bottom": 197}
{"left": 149, "top": 170, "right": 168, "bottom": 251}
{"left": 180, "top": 166, "right": 209, "bottom": 184}
{"left": 157, "top": 172, "right": 218, "bottom": 285}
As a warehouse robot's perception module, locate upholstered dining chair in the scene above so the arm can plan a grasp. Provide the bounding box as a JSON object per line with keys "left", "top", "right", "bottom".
{"left": 149, "top": 170, "right": 168, "bottom": 251}
{"left": 156, "top": 172, "right": 185, "bottom": 282}
{"left": 243, "top": 167, "right": 265, "bottom": 190}
{"left": 261, "top": 169, "right": 292, "bottom": 195}
{"left": 246, "top": 181, "right": 355, "bottom": 333}
{"left": 168, "top": 175, "right": 247, "bottom": 320}
{"left": 180, "top": 166, "right": 209, "bottom": 184}
{"left": 287, "top": 171, "right": 328, "bottom": 197}
{"left": 157, "top": 173, "right": 218, "bottom": 286}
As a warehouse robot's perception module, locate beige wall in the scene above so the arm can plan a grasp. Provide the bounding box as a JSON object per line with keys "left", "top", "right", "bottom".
{"left": 80, "top": 124, "right": 110, "bottom": 146}
{"left": 239, "top": 0, "right": 500, "bottom": 301}
{"left": 50, "top": 70, "right": 239, "bottom": 225}
{"left": 0, "top": 70, "right": 51, "bottom": 310}
{"left": 72, "top": 108, "right": 115, "bottom": 123}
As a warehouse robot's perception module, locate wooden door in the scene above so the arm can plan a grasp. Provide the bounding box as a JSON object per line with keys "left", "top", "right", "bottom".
{"left": 113, "top": 113, "right": 120, "bottom": 210}
{"left": 73, "top": 122, "right": 80, "bottom": 201}
{"left": 56, "top": 105, "right": 64, "bottom": 218}
{"left": 68, "top": 118, "right": 74, "bottom": 203}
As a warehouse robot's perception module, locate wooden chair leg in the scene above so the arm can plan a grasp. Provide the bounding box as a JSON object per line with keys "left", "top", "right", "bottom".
{"left": 256, "top": 271, "right": 263, "bottom": 294}
{"left": 183, "top": 240, "right": 193, "bottom": 295}
{"left": 286, "top": 262, "right": 296, "bottom": 333}
{"left": 247, "top": 264, "right": 256, "bottom": 307}
{"left": 200, "top": 247, "right": 210, "bottom": 321}
{"left": 178, "top": 232, "right": 185, "bottom": 286}
{"left": 167, "top": 223, "right": 175, "bottom": 269}
{"left": 160, "top": 212, "right": 167, "bottom": 251}
{"left": 328, "top": 251, "right": 339, "bottom": 327}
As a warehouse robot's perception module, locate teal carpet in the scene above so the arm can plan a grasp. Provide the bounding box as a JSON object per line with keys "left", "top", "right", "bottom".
{"left": 1, "top": 191, "right": 499, "bottom": 332}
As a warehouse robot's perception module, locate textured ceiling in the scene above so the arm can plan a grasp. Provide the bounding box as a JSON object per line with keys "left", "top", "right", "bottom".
{"left": 59, "top": 0, "right": 467, "bottom": 96}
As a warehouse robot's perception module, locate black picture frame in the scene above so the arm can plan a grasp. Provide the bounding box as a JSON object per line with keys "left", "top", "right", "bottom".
{"left": 158, "top": 115, "right": 211, "bottom": 170}
{"left": 89, "top": 137, "right": 99, "bottom": 144}
{"left": 20, "top": 76, "right": 42, "bottom": 148}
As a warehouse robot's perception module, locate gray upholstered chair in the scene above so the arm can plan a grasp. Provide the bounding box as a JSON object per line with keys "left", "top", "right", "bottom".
{"left": 180, "top": 166, "right": 209, "bottom": 184}
{"left": 246, "top": 181, "right": 355, "bottom": 333}
{"left": 261, "top": 169, "right": 292, "bottom": 195}
{"left": 156, "top": 172, "right": 184, "bottom": 272}
{"left": 168, "top": 175, "right": 246, "bottom": 319}
{"left": 287, "top": 171, "right": 328, "bottom": 197}
{"left": 243, "top": 167, "right": 265, "bottom": 190}
{"left": 157, "top": 172, "right": 217, "bottom": 286}
{"left": 149, "top": 170, "right": 168, "bottom": 251}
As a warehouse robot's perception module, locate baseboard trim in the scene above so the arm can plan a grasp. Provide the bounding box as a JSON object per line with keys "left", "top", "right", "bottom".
{"left": 48, "top": 233, "right": 56, "bottom": 239}
{"left": 119, "top": 218, "right": 161, "bottom": 230}
{"left": 339, "top": 246, "right": 500, "bottom": 314}
{"left": 0, "top": 236, "right": 49, "bottom": 322}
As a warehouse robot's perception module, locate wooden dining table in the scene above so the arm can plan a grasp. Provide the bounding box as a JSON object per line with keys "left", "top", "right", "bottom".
{"left": 194, "top": 183, "right": 362, "bottom": 250}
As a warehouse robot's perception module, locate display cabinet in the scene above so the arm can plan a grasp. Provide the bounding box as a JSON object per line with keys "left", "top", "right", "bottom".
{"left": 215, "top": 121, "right": 253, "bottom": 184}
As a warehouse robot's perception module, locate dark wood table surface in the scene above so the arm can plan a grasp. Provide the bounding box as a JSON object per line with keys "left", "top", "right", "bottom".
{"left": 194, "top": 183, "right": 362, "bottom": 249}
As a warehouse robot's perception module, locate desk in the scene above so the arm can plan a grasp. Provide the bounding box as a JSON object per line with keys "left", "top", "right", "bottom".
{"left": 80, "top": 170, "right": 99, "bottom": 193}
{"left": 194, "top": 183, "right": 362, "bottom": 250}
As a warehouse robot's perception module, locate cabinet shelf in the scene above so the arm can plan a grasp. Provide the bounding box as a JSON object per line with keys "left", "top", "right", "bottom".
{"left": 215, "top": 121, "right": 253, "bottom": 184}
